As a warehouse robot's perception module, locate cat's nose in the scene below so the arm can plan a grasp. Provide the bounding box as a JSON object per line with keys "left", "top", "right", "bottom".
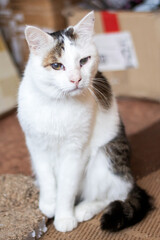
{"left": 70, "top": 78, "right": 82, "bottom": 87}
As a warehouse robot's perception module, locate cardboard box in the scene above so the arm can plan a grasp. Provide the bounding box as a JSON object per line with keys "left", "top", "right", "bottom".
{"left": 0, "top": 33, "right": 20, "bottom": 116}
{"left": 68, "top": 9, "right": 160, "bottom": 101}
{"left": 0, "top": 0, "right": 67, "bottom": 72}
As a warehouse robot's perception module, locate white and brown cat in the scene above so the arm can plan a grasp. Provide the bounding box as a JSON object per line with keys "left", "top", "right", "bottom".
{"left": 18, "top": 12, "right": 152, "bottom": 233}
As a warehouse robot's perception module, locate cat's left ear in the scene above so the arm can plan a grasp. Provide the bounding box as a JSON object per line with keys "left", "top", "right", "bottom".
{"left": 74, "top": 11, "right": 95, "bottom": 40}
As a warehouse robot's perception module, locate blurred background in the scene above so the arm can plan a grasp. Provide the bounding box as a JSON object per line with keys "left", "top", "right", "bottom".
{"left": 0, "top": 0, "right": 160, "bottom": 179}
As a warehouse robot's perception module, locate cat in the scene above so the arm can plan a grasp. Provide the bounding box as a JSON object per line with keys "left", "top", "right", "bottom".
{"left": 18, "top": 11, "right": 152, "bottom": 233}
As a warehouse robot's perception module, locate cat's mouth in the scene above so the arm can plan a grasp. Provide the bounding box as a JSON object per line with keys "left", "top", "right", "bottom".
{"left": 67, "top": 86, "right": 84, "bottom": 95}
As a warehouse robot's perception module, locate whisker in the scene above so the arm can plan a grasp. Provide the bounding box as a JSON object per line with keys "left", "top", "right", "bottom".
{"left": 91, "top": 77, "right": 106, "bottom": 81}
{"left": 91, "top": 85, "right": 107, "bottom": 102}
{"left": 91, "top": 78, "right": 111, "bottom": 94}
{"left": 88, "top": 87, "right": 98, "bottom": 103}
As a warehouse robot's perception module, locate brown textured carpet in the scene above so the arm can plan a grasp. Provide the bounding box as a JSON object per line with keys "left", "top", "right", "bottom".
{"left": 0, "top": 98, "right": 160, "bottom": 239}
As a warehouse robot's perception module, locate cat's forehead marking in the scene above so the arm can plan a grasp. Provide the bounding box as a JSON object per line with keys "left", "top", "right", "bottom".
{"left": 49, "top": 30, "right": 65, "bottom": 55}
{"left": 42, "top": 28, "right": 77, "bottom": 68}
{"left": 42, "top": 30, "right": 65, "bottom": 68}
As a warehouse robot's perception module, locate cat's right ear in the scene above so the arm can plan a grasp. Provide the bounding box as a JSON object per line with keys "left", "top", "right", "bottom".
{"left": 25, "top": 26, "right": 53, "bottom": 54}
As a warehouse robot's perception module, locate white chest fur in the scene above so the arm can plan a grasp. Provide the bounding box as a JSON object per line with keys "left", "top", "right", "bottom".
{"left": 18, "top": 79, "right": 95, "bottom": 150}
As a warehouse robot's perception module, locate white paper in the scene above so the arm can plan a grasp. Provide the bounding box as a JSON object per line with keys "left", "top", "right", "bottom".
{"left": 94, "top": 32, "right": 138, "bottom": 72}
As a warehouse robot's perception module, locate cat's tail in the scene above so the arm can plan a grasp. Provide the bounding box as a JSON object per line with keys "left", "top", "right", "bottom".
{"left": 100, "top": 185, "right": 153, "bottom": 232}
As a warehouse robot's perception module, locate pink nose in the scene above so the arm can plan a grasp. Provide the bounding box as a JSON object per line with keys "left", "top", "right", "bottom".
{"left": 70, "top": 78, "right": 82, "bottom": 87}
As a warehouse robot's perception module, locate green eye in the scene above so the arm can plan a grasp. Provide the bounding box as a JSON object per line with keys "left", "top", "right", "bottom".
{"left": 80, "top": 56, "right": 91, "bottom": 67}
{"left": 51, "top": 63, "right": 65, "bottom": 70}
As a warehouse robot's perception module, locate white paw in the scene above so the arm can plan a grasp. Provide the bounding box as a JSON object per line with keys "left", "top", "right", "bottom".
{"left": 75, "top": 204, "right": 95, "bottom": 222}
{"left": 54, "top": 216, "right": 78, "bottom": 232}
{"left": 39, "top": 200, "right": 55, "bottom": 218}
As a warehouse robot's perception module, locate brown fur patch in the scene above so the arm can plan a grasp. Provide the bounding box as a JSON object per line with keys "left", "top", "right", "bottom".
{"left": 42, "top": 42, "right": 64, "bottom": 68}
{"left": 42, "top": 28, "right": 77, "bottom": 68}
{"left": 43, "top": 49, "right": 57, "bottom": 68}
{"left": 105, "top": 121, "right": 133, "bottom": 182}
{"left": 43, "top": 31, "right": 65, "bottom": 68}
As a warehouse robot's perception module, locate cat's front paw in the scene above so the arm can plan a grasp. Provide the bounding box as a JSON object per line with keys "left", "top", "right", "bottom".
{"left": 39, "top": 200, "right": 55, "bottom": 218}
{"left": 54, "top": 216, "right": 78, "bottom": 232}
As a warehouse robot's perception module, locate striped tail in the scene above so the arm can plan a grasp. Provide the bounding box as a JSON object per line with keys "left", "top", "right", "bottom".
{"left": 101, "top": 185, "right": 153, "bottom": 232}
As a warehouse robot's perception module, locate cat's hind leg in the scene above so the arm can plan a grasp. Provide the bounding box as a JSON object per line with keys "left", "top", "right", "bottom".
{"left": 79, "top": 133, "right": 152, "bottom": 231}
{"left": 76, "top": 148, "right": 132, "bottom": 223}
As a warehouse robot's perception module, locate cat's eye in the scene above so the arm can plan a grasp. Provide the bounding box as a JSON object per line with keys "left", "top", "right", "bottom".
{"left": 80, "top": 56, "right": 91, "bottom": 67}
{"left": 51, "top": 63, "right": 65, "bottom": 70}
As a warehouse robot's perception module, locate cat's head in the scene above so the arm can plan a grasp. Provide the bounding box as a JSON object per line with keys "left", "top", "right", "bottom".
{"left": 25, "top": 11, "right": 99, "bottom": 99}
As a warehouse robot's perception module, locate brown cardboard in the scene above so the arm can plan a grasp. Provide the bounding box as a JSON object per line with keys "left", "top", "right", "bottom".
{"left": 68, "top": 9, "right": 160, "bottom": 101}
{"left": 0, "top": 33, "right": 20, "bottom": 116}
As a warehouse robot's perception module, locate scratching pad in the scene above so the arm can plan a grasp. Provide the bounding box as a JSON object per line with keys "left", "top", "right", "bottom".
{"left": 41, "top": 169, "right": 160, "bottom": 240}
{"left": 0, "top": 175, "right": 47, "bottom": 240}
